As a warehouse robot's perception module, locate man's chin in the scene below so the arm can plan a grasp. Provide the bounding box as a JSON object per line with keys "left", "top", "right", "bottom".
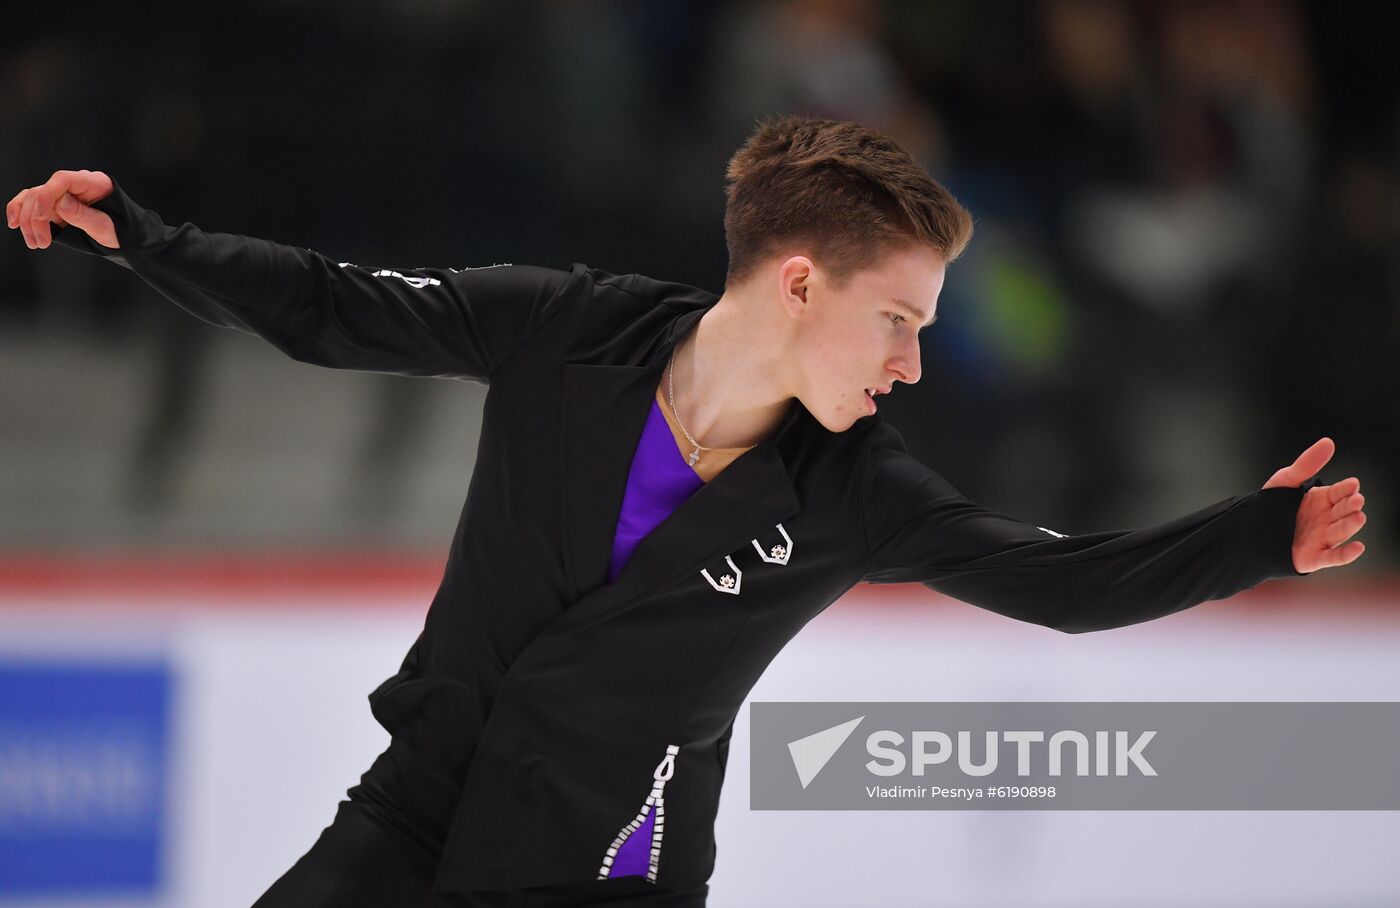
{"left": 814, "top": 409, "right": 869, "bottom": 434}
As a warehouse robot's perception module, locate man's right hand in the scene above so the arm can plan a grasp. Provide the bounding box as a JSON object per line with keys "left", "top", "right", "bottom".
{"left": 7, "top": 169, "right": 119, "bottom": 250}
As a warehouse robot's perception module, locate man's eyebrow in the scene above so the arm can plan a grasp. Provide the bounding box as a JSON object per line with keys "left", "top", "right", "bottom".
{"left": 891, "top": 297, "right": 938, "bottom": 328}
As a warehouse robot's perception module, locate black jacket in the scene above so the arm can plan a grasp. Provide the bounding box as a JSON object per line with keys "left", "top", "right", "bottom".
{"left": 52, "top": 183, "right": 1307, "bottom": 893}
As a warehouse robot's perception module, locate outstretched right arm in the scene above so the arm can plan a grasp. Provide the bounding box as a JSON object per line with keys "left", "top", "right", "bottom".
{"left": 8, "top": 170, "right": 578, "bottom": 382}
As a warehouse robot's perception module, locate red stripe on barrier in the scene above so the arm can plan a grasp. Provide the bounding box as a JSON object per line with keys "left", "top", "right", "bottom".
{"left": 0, "top": 551, "right": 446, "bottom": 603}
{"left": 0, "top": 552, "right": 1393, "bottom": 624}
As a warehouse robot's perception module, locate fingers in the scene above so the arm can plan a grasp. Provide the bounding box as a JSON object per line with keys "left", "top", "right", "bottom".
{"left": 56, "top": 197, "right": 119, "bottom": 250}
{"left": 1262, "top": 437, "right": 1337, "bottom": 490}
{"left": 33, "top": 190, "right": 55, "bottom": 248}
{"left": 1310, "top": 540, "right": 1366, "bottom": 572}
{"left": 8, "top": 170, "right": 112, "bottom": 250}
{"left": 6, "top": 188, "right": 26, "bottom": 230}
{"left": 45, "top": 169, "right": 106, "bottom": 202}
{"left": 1291, "top": 436, "right": 1335, "bottom": 478}
{"left": 1326, "top": 476, "right": 1360, "bottom": 505}
{"left": 1324, "top": 508, "right": 1367, "bottom": 549}
{"left": 19, "top": 191, "right": 39, "bottom": 248}
{"left": 12, "top": 185, "right": 54, "bottom": 249}
{"left": 1329, "top": 491, "right": 1364, "bottom": 521}
{"left": 1294, "top": 479, "right": 1367, "bottom": 573}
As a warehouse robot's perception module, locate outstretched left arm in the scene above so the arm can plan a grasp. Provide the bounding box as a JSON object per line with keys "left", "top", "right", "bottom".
{"left": 860, "top": 424, "right": 1364, "bottom": 634}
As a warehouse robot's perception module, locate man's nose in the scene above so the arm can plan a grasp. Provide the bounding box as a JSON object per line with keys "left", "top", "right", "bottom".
{"left": 890, "top": 338, "right": 922, "bottom": 385}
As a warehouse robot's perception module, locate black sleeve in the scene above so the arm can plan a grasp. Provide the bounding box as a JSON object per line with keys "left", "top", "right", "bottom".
{"left": 859, "top": 422, "right": 1309, "bottom": 633}
{"left": 48, "top": 179, "right": 580, "bottom": 382}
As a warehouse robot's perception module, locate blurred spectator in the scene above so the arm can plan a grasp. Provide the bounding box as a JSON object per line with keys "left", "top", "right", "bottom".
{"left": 0, "top": 0, "right": 1392, "bottom": 563}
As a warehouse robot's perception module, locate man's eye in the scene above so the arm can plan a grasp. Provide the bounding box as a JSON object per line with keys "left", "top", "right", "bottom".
{"left": 888, "top": 313, "right": 905, "bottom": 325}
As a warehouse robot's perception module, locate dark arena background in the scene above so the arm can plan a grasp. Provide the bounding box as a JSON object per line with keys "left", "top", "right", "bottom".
{"left": 2, "top": 2, "right": 1396, "bottom": 905}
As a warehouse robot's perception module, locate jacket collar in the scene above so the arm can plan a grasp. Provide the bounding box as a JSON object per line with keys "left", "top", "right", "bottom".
{"left": 542, "top": 304, "right": 805, "bottom": 640}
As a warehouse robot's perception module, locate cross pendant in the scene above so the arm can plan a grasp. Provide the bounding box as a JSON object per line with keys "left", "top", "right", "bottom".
{"left": 688, "top": 447, "right": 700, "bottom": 466}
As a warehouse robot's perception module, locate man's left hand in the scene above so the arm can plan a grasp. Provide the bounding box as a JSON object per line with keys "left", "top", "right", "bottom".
{"left": 1262, "top": 437, "right": 1366, "bottom": 574}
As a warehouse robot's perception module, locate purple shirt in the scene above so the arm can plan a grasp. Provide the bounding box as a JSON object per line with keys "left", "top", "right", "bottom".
{"left": 607, "top": 398, "right": 705, "bottom": 583}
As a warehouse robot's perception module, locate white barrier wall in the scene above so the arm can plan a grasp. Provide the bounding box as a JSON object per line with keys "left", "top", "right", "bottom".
{"left": 1, "top": 568, "right": 1397, "bottom": 908}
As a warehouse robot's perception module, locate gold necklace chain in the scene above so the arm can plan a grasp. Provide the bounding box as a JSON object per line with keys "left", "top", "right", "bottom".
{"left": 667, "top": 346, "right": 710, "bottom": 467}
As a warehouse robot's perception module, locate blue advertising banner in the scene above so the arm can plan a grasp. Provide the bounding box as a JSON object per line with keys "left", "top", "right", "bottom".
{"left": 0, "top": 661, "right": 172, "bottom": 897}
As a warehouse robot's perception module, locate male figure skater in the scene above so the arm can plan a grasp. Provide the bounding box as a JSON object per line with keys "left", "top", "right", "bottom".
{"left": 9, "top": 116, "right": 1366, "bottom": 906}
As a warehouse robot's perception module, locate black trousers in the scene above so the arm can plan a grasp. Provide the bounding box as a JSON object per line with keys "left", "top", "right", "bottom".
{"left": 249, "top": 798, "right": 710, "bottom": 907}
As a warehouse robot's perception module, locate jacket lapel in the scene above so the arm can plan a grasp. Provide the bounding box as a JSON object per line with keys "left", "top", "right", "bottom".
{"left": 545, "top": 310, "right": 803, "bottom": 641}
{"left": 558, "top": 359, "right": 660, "bottom": 596}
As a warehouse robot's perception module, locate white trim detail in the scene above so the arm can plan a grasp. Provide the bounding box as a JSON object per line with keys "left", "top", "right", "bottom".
{"left": 751, "top": 522, "right": 794, "bottom": 565}
{"left": 700, "top": 556, "right": 743, "bottom": 595}
{"left": 336, "top": 262, "right": 443, "bottom": 288}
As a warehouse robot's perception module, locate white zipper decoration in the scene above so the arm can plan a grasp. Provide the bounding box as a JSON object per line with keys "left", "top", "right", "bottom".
{"left": 597, "top": 744, "right": 679, "bottom": 884}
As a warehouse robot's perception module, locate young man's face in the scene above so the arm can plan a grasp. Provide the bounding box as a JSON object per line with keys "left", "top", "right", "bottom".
{"left": 788, "top": 242, "right": 946, "bottom": 433}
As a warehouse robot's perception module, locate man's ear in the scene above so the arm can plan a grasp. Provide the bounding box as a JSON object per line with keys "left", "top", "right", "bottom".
{"left": 777, "top": 255, "right": 814, "bottom": 316}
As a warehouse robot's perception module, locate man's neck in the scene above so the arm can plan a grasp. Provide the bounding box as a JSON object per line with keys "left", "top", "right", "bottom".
{"left": 667, "top": 295, "right": 796, "bottom": 450}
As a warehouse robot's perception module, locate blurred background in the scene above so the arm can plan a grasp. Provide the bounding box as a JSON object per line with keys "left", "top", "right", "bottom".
{"left": 1, "top": 1, "right": 1396, "bottom": 906}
